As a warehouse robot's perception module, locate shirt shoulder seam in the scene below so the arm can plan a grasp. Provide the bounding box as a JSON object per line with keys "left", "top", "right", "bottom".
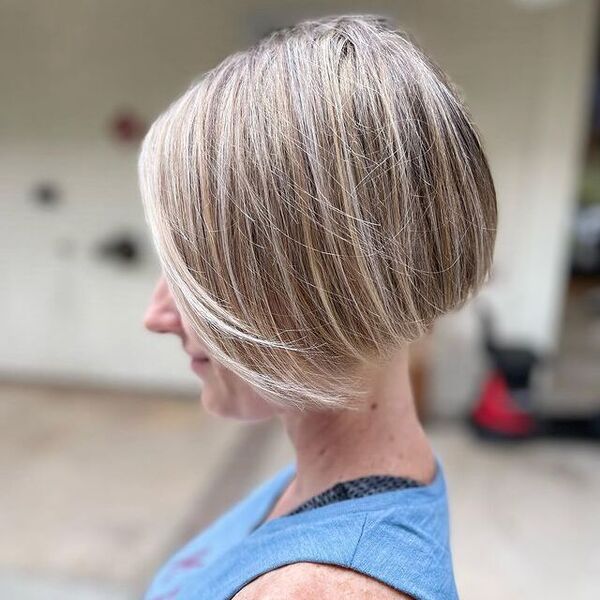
{"left": 349, "top": 513, "right": 369, "bottom": 566}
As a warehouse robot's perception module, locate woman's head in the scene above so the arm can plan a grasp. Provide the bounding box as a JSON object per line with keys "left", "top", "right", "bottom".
{"left": 139, "top": 14, "right": 497, "bottom": 413}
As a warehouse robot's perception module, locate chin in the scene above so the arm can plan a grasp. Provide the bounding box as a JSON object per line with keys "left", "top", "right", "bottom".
{"left": 200, "top": 389, "right": 276, "bottom": 422}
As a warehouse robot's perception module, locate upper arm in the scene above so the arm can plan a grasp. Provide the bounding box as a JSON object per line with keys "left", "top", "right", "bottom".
{"left": 232, "top": 562, "right": 415, "bottom": 600}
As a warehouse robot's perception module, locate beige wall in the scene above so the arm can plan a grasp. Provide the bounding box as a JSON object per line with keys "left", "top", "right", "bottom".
{"left": 1, "top": 0, "right": 597, "bottom": 412}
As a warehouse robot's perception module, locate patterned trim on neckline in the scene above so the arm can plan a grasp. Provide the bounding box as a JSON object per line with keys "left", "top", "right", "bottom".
{"left": 285, "top": 474, "right": 423, "bottom": 516}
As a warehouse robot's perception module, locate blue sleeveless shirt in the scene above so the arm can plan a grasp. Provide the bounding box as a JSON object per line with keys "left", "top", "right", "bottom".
{"left": 144, "top": 458, "right": 459, "bottom": 600}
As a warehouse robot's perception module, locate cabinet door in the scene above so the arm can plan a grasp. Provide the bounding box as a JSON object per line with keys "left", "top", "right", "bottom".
{"left": 1, "top": 144, "right": 197, "bottom": 395}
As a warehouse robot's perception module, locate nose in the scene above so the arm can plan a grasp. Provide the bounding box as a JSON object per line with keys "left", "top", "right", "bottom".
{"left": 143, "top": 275, "right": 183, "bottom": 335}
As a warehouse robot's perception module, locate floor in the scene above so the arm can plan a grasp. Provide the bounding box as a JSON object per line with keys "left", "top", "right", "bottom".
{"left": 1, "top": 381, "right": 598, "bottom": 599}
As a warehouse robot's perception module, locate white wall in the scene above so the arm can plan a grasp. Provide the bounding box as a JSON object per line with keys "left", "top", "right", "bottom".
{"left": 1, "top": 0, "right": 597, "bottom": 410}
{"left": 420, "top": 0, "right": 599, "bottom": 415}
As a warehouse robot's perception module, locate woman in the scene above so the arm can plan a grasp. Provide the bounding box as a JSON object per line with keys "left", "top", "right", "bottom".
{"left": 140, "top": 13, "right": 496, "bottom": 600}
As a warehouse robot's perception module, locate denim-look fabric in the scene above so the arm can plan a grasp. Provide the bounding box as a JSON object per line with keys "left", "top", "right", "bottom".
{"left": 144, "top": 457, "right": 459, "bottom": 600}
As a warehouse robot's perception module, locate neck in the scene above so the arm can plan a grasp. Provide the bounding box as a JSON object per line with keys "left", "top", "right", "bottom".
{"left": 269, "top": 349, "right": 435, "bottom": 518}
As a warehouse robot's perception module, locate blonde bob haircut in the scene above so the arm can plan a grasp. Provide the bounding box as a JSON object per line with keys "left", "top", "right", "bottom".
{"left": 139, "top": 14, "right": 497, "bottom": 410}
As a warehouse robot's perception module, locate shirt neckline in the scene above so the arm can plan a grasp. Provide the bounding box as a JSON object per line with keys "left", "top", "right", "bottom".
{"left": 251, "top": 456, "right": 445, "bottom": 533}
{"left": 286, "top": 473, "right": 423, "bottom": 516}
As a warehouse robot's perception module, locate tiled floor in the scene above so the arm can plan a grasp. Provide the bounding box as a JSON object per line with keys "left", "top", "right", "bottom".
{"left": 1, "top": 382, "right": 598, "bottom": 599}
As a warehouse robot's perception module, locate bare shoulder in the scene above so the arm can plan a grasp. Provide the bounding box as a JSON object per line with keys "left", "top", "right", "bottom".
{"left": 232, "top": 562, "right": 415, "bottom": 600}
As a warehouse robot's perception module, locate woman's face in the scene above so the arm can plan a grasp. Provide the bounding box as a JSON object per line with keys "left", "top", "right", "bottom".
{"left": 143, "top": 275, "right": 277, "bottom": 421}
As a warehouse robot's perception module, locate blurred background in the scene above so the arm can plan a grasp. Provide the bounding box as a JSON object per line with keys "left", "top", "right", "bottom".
{"left": 2, "top": 0, "right": 599, "bottom": 598}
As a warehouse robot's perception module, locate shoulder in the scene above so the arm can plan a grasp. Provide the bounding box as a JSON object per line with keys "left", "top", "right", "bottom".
{"left": 232, "top": 562, "right": 415, "bottom": 600}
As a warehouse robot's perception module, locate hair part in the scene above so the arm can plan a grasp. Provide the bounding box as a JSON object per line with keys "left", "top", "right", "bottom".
{"left": 138, "top": 13, "right": 497, "bottom": 410}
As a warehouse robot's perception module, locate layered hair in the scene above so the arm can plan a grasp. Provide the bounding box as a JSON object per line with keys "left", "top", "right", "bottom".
{"left": 138, "top": 14, "right": 497, "bottom": 410}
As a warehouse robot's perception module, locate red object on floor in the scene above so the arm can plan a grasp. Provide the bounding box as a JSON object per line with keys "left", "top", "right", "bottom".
{"left": 471, "top": 372, "right": 537, "bottom": 437}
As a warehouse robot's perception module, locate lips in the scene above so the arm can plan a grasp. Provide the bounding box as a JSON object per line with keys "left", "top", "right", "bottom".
{"left": 190, "top": 355, "right": 210, "bottom": 374}
{"left": 183, "top": 344, "right": 210, "bottom": 362}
